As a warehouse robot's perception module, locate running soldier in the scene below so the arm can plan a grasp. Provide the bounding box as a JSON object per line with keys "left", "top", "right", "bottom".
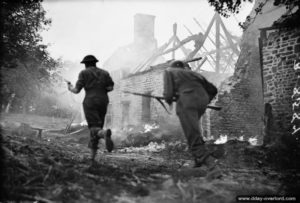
{"left": 163, "top": 60, "right": 219, "bottom": 169}
{"left": 68, "top": 55, "right": 114, "bottom": 162}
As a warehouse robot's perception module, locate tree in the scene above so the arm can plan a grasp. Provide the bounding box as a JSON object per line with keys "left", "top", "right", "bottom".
{"left": 207, "top": 0, "right": 254, "bottom": 17}
{"left": 207, "top": 0, "right": 300, "bottom": 29}
{"left": 1, "top": 0, "right": 60, "bottom": 113}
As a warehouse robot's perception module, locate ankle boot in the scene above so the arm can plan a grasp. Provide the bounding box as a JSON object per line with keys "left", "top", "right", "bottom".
{"left": 204, "top": 155, "right": 218, "bottom": 171}
{"left": 98, "top": 129, "right": 114, "bottom": 152}
{"left": 193, "top": 153, "right": 211, "bottom": 168}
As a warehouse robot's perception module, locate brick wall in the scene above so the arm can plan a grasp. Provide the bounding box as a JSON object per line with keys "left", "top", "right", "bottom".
{"left": 108, "top": 64, "right": 229, "bottom": 140}
{"left": 207, "top": 0, "right": 293, "bottom": 142}
{"left": 108, "top": 66, "right": 180, "bottom": 130}
{"left": 261, "top": 27, "right": 300, "bottom": 131}
{"left": 210, "top": 29, "right": 265, "bottom": 141}
{"left": 209, "top": 27, "right": 300, "bottom": 142}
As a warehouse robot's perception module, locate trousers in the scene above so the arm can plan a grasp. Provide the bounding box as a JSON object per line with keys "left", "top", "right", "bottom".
{"left": 176, "top": 89, "right": 211, "bottom": 162}
{"left": 83, "top": 97, "right": 108, "bottom": 150}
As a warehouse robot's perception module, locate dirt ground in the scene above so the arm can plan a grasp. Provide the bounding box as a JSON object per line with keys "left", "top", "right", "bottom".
{"left": 1, "top": 114, "right": 299, "bottom": 203}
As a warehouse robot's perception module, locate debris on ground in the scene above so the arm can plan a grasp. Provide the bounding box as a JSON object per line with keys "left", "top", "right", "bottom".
{"left": 1, "top": 114, "right": 299, "bottom": 202}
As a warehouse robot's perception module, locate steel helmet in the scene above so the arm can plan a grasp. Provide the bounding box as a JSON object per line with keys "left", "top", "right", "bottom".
{"left": 170, "top": 60, "right": 185, "bottom": 68}
{"left": 80, "top": 55, "right": 99, "bottom": 64}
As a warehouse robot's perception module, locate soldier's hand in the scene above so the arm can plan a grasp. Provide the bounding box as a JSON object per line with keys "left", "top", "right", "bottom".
{"left": 67, "top": 83, "right": 73, "bottom": 91}
{"left": 106, "top": 86, "right": 113, "bottom": 92}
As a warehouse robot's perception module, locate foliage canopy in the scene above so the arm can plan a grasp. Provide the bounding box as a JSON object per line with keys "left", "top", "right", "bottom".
{"left": 1, "top": 0, "right": 61, "bottom": 114}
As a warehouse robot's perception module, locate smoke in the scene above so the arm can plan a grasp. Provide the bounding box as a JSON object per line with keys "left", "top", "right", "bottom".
{"left": 109, "top": 122, "right": 184, "bottom": 148}
{"left": 31, "top": 60, "right": 85, "bottom": 120}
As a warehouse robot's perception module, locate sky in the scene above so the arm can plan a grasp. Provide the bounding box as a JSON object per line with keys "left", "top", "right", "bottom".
{"left": 41, "top": 0, "right": 254, "bottom": 67}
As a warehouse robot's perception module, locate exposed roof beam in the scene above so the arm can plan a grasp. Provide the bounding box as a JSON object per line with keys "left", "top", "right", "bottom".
{"left": 218, "top": 14, "right": 240, "bottom": 55}
{"left": 187, "top": 12, "right": 217, "bottom": 60}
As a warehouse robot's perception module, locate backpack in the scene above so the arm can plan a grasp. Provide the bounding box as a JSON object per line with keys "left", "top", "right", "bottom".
{"left": 201, "top": 77, "right": 218, "bottom": 101}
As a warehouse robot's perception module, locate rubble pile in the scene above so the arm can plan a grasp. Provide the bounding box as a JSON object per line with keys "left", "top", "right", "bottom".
{"left": 116, "top": 124, "right": 185, "bottom": 148}
{"left": 1, "top": 114, "right": 299, "bottom": 202}
{"left": 1, "top": 131, "right": 167, "bottom": 202}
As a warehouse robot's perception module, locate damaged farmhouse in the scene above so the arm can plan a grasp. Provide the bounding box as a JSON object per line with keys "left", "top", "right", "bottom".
{"left": 104, "top": 2, "right": 300, "bottom": 146}
{"left": 104, "top": 13, "right": 237, "bottom": 140}
{"left": 1, "top": 0, "right": 300, "bottom": 202}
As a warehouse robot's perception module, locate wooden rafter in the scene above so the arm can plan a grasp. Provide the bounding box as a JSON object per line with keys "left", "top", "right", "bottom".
{"left": 187, "top": 12, "right": 217, "bottom": 60}
{"left": 218, "top": 15, "right": 240, "bottom": 55}
{"left": 216, "top": 14, "right": 221, "bottom": 72}
{"left": 194, "top": 56, "right": 208, "bottom": 72}
{"left": 193, "top": 18, "right": 216, "bottom": 46}
{"left": 131, "top": 12, "right": 240, "bottom": 74}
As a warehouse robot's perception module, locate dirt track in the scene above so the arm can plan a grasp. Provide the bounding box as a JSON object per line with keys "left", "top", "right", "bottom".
{"left": 1, "top": 114, "right": 299, "bottom": 203}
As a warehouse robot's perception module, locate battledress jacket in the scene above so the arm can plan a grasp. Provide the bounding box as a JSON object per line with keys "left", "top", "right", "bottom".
{"left": 75, "top": 66, "right": 114, "bottom": 105}
{"left": 163, "top": 67, "right": 210, "bottom": 115}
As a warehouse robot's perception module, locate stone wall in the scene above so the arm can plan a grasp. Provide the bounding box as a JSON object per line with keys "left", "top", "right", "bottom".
{"left": 108, "top": 66, "right": 180, "bottom": 130}
{"left": 210, "top": 40, "right": 264, "bottom": 141}
{"left": 202, "top": 25, "right": 300, "bottom": 141}
{"left": 261, "top": 27, "right": 300, "bottom": 131}
{"left": 107, "top": 63, "right": 229, "bottom": 140}
{"left": 209, "top": 0, "right": 289, "bottom": 142}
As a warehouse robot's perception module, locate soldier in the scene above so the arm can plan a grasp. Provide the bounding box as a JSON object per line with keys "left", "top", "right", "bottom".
{"left": 68, "top": 55, "right": 114, "bottom": 163}
{"left": 163, "top": 60, "right": 218, "bottom": 169}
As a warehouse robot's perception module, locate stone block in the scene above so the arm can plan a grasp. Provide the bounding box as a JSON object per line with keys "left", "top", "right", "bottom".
{"left": 295, "top": 44, "right": 300, "bottom": 53}
{"left": 282, "top": 36, "right": 289, "bottom": 41}
{"left": 265, "top": 75, "right": 273, "bottom": 81}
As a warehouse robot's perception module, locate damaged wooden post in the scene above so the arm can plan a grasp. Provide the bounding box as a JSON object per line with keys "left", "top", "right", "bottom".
{"left": 172, "top": 23, "right": 177, "bottom": 59}
{"left": 32, "top": 127, "right": 44, "bottom": 139}
{"left": 263, "top": 103, "right": 274, "bottom": 146}
{"left": 5, "top": 93, "right": 15, "bottom": 113}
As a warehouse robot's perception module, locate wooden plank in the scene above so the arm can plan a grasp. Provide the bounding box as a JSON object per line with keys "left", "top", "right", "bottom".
{"left": 199, "top": 50, "right": 215, "bottom": 70}
{"left": 218, "top": 15, "right": 240, "bottom": 55}
{"left": 183, "top": 24, "right": 193, "bottom": 35}
{"left": 172, "top": 23, "right": 177, "bottom": 59}
{"left": 174, "top": 36, "right": 189, "bottom": 56}
{"left": 32, "top": 127, "right": 44, "bottom": 139}
{"left": 201, "top": 46, "right": 216, "bottom": 63}
{"left": 193, "top": 17, "right": 216, "bottom": 46}
{"left": 187, "top": 13, "right": 217, "bottom": 60}
{"left": 205, "top": 44, "right": 239, "bottom": 55}
{"left": 182, "top": 24, "right": 216, "bottom": 61}
{"left": 161, "top": 34, "right": 198, "bottom": 56}
{"left": 222, "top": 52, "right": 235, "bottom": 73}
{"left": 216, "top": 14, "right": 221, "bottom": 73}
{"left": 131, "top": 36, "right": 174, "bottom": 73}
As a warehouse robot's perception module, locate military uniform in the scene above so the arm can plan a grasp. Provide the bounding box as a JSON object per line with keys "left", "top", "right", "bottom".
{"left": 75, "top": 67, "right": 114, "bottom": 128}
{"left": 74, "top": 66, "right": 113, "bottom": 150}
{"left": 163, "top": 62, "right": 213, "bottom": 165}
{"left": 67, "top": 55, "right": 114, "bottom": 159}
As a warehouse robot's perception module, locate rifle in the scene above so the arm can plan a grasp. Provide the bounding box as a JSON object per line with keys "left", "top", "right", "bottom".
{"left": 123, "top": 91, "right": 222, "bottom": 112}
{"left": 185, "top": 56, "right": 203, "bottom": 64}
{"left": 166, "top": 57, "right": 203, "bottom": 67}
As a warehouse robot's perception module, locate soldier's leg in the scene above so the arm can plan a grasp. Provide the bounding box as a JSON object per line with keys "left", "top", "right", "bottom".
{"left": 97, "top": 104, "right": 114, "bottom": 152}
{"left": 177, "top": 108, "right": 209, "bottom": 162}
{"left": 97, "top": 104, "right": 107, "bottom": 129}
{"left": 83, "top": 103, "right": 102, "bottom": 162}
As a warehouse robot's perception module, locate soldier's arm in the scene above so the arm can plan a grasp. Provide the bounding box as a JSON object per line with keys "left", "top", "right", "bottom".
{"left": 68, "top": 83, "right": 80, "bottom": 94}
{"left": 163, "top": 70, "right": 174, "bottom": 105}
{"left": 105, "top": 72, "right": 114, "bottom": 92}
{"left": 68, "top": 71, "right": 85, "bottom": 94}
